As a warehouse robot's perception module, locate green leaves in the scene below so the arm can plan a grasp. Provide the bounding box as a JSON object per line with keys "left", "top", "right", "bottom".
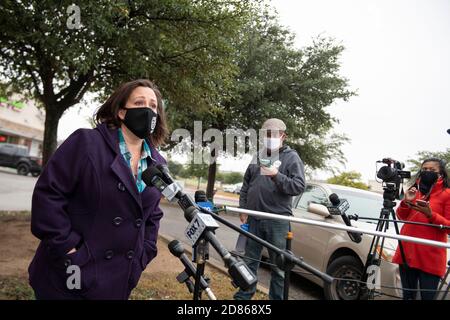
{"left": 407, "top": 149, "right": 450, "bottom": 175}
{"left": 169, "top": 13, "right": 355, "bottom": 175}
{"left": 0, "top": 0, "right": 258, "bottom": 163}
{"left": 327, "top": 171, "right": 370, "bottom": 190}
{"left": 0, "top": 0, "right": 257, "bottom": 109}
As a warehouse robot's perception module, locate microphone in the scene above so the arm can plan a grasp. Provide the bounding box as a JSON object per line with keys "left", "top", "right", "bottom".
{"left": 184, "top": 207, "right": 257, "bottom": 290}
{"left": 142, "top": 166, "right": 257, "bottom": 291}
{"left": 447, "top": 129, "right": 450, "bottom": 135}
{"left": 328, "top": 193, "right": 362, "bottom": 243}
{"left": 168, "top": 240, "right": 216, "bottom": 300}
{"left": 143, "top": 164, "right": 197, "bottom": 211}
{"left": 157, "top": 164, "right": 176, "bottom": 183}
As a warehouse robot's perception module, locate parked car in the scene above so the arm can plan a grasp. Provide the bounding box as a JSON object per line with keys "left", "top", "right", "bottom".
{"left": 232, "top": 183, "right": 243, "bottom": 194}
{"left": 223, "top": 183, "right": 242, "bottom": 194}
{"left": 282, "top": 182, "right": 450, "bottom": 300}
{"left": 0, "top": 143, "right": 42, "bottom": 176}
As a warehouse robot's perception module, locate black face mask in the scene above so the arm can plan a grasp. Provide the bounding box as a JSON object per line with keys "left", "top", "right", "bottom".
{"left": 418, "top": 171, "right": 439, "bottom": 195}
{"left": 122, "top": 107, "right": 158, "bottom": 139}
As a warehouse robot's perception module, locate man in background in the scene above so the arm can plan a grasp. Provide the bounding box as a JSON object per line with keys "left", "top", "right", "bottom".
{"left": 234, "top": 118, "right": 306, "bottom": 300}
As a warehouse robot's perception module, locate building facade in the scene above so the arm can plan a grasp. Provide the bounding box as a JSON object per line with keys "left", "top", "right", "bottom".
{"left": 0, "top": 95, "right": 45, "bottom": 158}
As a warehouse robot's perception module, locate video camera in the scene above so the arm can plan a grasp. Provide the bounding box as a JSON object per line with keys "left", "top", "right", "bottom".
{"left": 376, "top": 158, "right": 411, "bottom": 200}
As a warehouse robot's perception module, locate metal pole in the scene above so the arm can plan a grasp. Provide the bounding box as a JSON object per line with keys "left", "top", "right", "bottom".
{"left": 283, "top": 231, "right": 293, "bottom": 300}
{"left": 225, "top": 206, "right": 450, "bottom": 250}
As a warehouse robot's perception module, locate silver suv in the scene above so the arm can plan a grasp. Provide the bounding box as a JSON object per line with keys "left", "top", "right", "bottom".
{"left": 290, "top": 182, "right": 402, "bottom": 300}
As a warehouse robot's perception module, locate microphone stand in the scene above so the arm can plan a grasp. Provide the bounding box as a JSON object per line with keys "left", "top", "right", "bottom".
{"left": 170, "top": 239, "right": 217, "bottom": 300}
{"left": 176, "top": 270, "right": 195, "bottom": 294}
{"left": 192, "top": 238, "right": 209, "bottom": 300}
{"left": 143, "top": 166, "right": 332, "bottom": 299}
{"left": 200, "top": 206, "right": 335, "bottom": 288}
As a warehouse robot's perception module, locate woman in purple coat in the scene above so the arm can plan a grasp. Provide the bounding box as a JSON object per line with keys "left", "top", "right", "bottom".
{"left": 28, "top": 79, "right": 169, "bottom": 299}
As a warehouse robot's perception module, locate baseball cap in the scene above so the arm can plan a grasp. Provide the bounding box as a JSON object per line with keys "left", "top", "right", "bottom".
{"left": 261, "top": 118, "right": 287, "bottom": 131}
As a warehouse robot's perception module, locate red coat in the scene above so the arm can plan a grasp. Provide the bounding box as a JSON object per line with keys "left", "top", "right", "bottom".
{"left": 393, "top": 179, "right": 450, "bottom": 277}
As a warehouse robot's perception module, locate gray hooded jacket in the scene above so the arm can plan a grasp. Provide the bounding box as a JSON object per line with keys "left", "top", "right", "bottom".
{"left": 239, "top": 146, "right": 306, "bottom": 217}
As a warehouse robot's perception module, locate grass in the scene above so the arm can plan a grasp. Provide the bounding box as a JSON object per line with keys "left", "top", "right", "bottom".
{"left": 131, "top": 265, "right": 267, "bottom": 300}
{"left": 0, "top": 212, "right": 266, "bottom": 300}
{"left": 0, "top": 276, "right": 35, "bottom": 300}
{"left": 0, "top": 210, "right": 31, "bottom": 221}
{"left": 0, "top": 270, "right": 267, "bottom": 300}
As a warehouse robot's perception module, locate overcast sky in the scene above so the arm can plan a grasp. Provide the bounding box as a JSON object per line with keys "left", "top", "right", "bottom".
{"left": 58, "top": 0, "right": 450, "bottom": 182}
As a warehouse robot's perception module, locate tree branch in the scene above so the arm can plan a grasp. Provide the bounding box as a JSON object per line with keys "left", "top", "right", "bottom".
{"left": 161, "top": 45, "right": 209, "bottom": 62}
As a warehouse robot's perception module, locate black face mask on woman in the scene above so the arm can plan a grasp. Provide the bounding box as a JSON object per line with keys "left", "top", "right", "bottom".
{"left": 122, "top": 107, "right": 158, "bottom": 139}
{"left": 418, "top": 171, "right": 439, "bottom": 195}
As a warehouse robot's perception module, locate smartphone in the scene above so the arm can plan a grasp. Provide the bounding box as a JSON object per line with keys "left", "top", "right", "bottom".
{"left": 259, "top": 158, "right": 271, "bottom": 167}
{"left": 416, "top": 200, "right": 429, "bottom": 207}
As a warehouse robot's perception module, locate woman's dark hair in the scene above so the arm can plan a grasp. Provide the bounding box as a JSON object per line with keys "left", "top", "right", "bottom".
{"left": 410, "top": 157, "right": 449, "bottom": 189}
{"left": 95, "top": 79, "right": 169, "bottom": 147}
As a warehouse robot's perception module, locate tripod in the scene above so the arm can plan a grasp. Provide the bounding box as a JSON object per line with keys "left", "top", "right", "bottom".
{"left": 362, "top": 183, "right": 407, "bottom": 299}
{"left": 436, "top": 260, "right": 450, "bottom": 300}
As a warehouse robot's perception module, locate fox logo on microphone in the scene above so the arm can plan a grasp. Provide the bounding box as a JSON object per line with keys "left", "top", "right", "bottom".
{"left": 185, "top": 213, "right": 219, "bottom": 245}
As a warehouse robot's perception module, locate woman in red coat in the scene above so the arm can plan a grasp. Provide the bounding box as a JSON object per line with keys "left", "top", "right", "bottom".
{"left": 393, "top": 158, "right": 450, "bottom": 300}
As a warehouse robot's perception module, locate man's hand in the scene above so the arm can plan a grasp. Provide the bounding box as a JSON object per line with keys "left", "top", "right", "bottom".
{"left": 239, "top": 213, "right": 248, "bottom": 224}
{"left": 260, "top": 165, "right": 278, "bottom": 177}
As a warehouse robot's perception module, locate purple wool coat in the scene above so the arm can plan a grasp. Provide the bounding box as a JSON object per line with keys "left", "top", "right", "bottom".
{"left": 28, "top": 123, "right": 166, "bottom": 299}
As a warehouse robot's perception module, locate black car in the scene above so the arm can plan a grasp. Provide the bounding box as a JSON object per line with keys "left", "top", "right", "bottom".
{"left": 0, "top": 143, "right": 42, "bottom": 176}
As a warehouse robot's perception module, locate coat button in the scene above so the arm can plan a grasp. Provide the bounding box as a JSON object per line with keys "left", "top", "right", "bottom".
{"left": 113, "top": 217, "right": 124, "bottom": 226}
{"left": 104, "top": 250, "right": 114, "bottom": 260}
{"left": 117, "top": 182, "right": 126, "bottom": 191}
{"left": 126, "top": 250, "right": 134, "bottom": 260}
{"left": 135, "top": 218, "right": 143, "bottom": 228}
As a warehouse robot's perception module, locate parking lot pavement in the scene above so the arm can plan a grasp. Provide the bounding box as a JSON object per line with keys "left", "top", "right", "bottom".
{"left": 0, "top": 168, "right": 38, "bottom": 211}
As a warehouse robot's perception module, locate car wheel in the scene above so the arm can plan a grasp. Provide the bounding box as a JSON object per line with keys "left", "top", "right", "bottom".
{"left": 17, "top": 164, "right": 30, "bottom": 176}
{"left": 324, "top": 255, "right": 366, "bottom": 300}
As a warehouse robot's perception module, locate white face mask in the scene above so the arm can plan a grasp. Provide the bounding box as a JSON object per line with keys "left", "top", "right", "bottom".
{"left": 264, "top": 137, "right": 282, "bottom": 150}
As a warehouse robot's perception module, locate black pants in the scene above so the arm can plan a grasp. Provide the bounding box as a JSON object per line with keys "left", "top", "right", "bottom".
{"left": 399, "top": 265, "right": 441, "bottom": 300}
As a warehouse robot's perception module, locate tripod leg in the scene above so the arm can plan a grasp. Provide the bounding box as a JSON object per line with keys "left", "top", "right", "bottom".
{"left": 390, "top": 209, "right": 409, "bottom": 269}
{"left": 193, "top": 262, "right": 205, "bottom": 300}
{"left": 436, "top": 261, "right": 450, "bottom": 300}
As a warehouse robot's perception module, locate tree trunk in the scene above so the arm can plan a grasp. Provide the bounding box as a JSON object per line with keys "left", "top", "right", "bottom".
{"left": 42, "top": 107, "right": 63, "bottom": 166}
{"left": 206, "top": 162, "right": 217, "bottom": 201}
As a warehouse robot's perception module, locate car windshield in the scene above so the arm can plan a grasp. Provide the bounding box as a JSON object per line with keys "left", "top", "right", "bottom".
{"left": 330, "top": 188, "right": 383, "bottom": 222}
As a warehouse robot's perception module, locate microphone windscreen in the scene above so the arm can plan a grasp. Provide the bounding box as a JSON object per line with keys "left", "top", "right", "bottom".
{"left": 447, "top": 129, "right": 450, "bottom": 135}
{"left": 142, "top": 166, "right": 163, "bottom": 186}
{"left": 184, "top": 206, "right": 198, "bottom": 222}
{"left": 329, "top": 193, "right": 340, "bottom": 206}
{"left": 168, "top": 240, "right": 184, "bottom": 257}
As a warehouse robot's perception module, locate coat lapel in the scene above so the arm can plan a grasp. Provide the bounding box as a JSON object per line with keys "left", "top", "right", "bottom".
{"left": 96, "top": 124, "right": 143, "bottom": 214}
{"left": 110, "top": 154, "right": 143, "bottom": 213}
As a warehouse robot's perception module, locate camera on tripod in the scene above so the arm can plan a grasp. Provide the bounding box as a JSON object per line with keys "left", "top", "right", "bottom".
{"left": 376, "top": 158, "right": 411, "bottom": 200}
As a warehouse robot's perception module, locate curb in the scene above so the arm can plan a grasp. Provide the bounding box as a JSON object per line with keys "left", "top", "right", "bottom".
{"left": 158, "top": 233, "right": 269, "bottom": 297}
